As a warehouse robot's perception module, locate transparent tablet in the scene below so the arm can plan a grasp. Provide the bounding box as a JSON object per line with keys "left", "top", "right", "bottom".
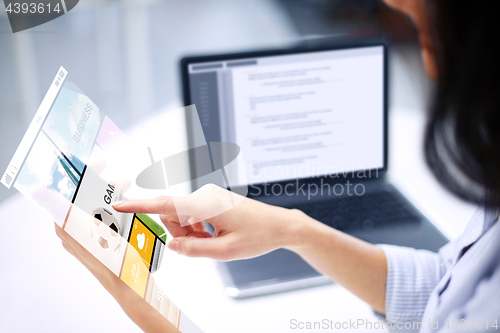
{"left": 1, "top": 67, "right": 203, "bottom": 332}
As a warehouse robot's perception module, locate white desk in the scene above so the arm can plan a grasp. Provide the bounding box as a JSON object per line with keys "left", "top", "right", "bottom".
{"left": 0, "top": 108, "right": 477, "bottom": 333}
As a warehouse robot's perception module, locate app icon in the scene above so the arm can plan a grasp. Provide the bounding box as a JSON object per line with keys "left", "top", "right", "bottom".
{"left": 137, "top": 233, "right": 145, "bottom": 250}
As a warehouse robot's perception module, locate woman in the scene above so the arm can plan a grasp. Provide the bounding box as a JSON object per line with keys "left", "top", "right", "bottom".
{"left": 58, "top": 0, "right": 500, "bottom": 332}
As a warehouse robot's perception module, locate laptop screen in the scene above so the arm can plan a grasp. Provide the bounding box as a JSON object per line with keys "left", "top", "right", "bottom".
{"left": 186, "top": 45, "right": 385, "bottom": 187}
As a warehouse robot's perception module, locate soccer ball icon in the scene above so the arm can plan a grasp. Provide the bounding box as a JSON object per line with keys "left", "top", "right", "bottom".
{"left": 91, "top": 207, "right": 121, "bottom": 250}
{"left": 93, "top": 207, "right": 121, "bottom": 233}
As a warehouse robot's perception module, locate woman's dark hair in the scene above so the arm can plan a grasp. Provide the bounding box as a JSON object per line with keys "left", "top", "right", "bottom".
{"left": 424, "top": 1, "right": 500, "bottom": 209}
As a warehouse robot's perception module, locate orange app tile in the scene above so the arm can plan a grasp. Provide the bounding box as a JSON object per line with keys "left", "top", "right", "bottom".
{"left": 120, "top": 244, "right": 149, "bottom": 297}
{"left": 130, "top": 217, "right": 155, "bottom": 266}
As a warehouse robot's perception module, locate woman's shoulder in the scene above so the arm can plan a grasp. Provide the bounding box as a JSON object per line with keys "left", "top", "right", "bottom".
{"left": 436, "top": 206, "right": 485, "bottom": 269}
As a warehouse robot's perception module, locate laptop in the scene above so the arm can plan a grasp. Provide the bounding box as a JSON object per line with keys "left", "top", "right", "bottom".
{"left": 180, "top": 36, "right": 448, "bottom": 298}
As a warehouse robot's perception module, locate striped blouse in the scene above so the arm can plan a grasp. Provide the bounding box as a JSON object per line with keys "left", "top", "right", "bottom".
{"left": 376, "top": 207, "right": 500, "bottom": 332}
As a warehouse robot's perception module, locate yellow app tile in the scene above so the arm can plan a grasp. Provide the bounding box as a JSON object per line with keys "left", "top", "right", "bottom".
{"left": 130, "top": 217, "right": 155, "bottom": 266}
{"left": 120, "top": 244, "right": 149, "bottom": 297}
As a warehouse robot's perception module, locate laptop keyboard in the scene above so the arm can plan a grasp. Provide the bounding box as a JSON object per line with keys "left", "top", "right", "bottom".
{"left": 292, "top": 190, "right": 422, "bottom": 232}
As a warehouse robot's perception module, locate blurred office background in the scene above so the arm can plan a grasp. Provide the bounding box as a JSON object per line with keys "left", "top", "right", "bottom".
{"left": 0, "top": 0, "right": 431, "bottom": 203}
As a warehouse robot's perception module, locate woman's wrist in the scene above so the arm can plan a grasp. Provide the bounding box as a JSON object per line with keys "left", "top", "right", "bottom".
{"left": 275, "top": 207, "right": 319, "bottom": 251}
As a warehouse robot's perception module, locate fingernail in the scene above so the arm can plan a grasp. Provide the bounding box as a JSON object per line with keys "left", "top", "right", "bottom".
{"left": 168, "top": 240, "right": 181, "bottom": 254}
{"left": 112, "top": 201, "right": 125, "bottom": 207}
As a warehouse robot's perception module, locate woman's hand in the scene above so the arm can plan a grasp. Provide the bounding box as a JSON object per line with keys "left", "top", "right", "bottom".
{"left": 114, "top": 184, "right": 388, "bottom": 314}
{"left": 55, "top": 223, "right": 179, "bottom": 333}
{"left": 113, "top": 184, "right": 308, "bottom": 261}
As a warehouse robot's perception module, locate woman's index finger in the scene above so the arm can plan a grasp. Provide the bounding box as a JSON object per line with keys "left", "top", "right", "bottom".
{"left": 112, "top": 196, "right": 179, "bottom": 215}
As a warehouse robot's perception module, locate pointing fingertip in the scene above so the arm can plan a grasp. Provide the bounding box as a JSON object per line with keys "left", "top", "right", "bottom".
{"left": 112, "top": 201, "right": 125, "bottom": 208}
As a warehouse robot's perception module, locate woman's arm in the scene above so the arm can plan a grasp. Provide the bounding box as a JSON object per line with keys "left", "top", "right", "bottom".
{"left": 113, "top": 184, "right": 388, "bottom": 314}
{"left": 285, "top": 211, "right": 388, "bottom": 313}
